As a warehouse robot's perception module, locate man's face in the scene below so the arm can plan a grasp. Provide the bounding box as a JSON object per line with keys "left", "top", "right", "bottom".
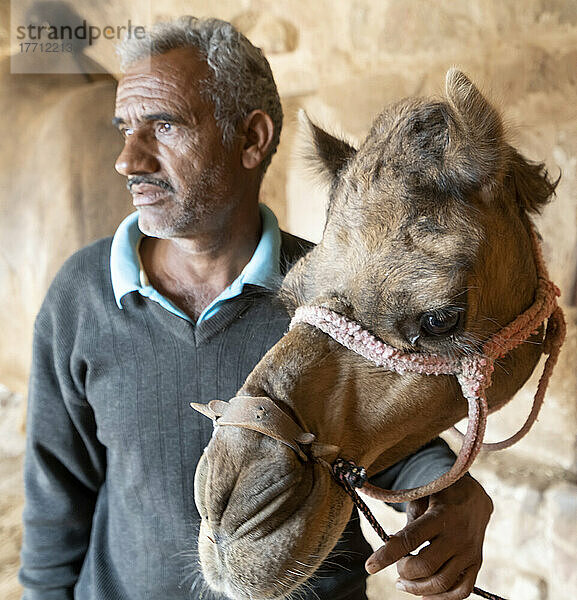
{"left": 114, "top": 47, "right": 244, "bottom": 239}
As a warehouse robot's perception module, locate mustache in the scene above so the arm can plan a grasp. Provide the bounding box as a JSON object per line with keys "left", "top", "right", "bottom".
{"left": 127, "top": 175, "right": 175, "bottom": 194}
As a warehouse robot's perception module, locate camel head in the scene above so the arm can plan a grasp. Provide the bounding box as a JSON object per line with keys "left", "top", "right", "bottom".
{"left": 192, "top": 69, "right": 560, "bottom": 599}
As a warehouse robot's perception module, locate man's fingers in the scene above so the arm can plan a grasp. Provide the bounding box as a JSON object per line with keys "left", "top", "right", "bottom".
{"left": 397, "top": 562, "right": 478, "bottom": 600}
{"left": 365, "top": 513, "right": 440, "bottom": 574}
{"left": 396, "top": 542, "right": 446, "bottom": 580}
{"left": 406, "top": 496, "right": 429, "bottom": 523}
{"left": 365, "top": 536, "right": 411, "bottom": 574}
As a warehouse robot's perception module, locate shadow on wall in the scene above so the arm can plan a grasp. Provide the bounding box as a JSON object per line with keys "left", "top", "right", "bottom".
{"left": 0, "top": 1, "right": 132, "bottom": 394}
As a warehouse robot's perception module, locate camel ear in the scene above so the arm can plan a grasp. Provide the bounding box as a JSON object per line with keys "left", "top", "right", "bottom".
{"left": 298, "top": 110, "right": 357, "bottom": 185}
{"left": 444, "top": 68, "right": 505, "bottom": 189}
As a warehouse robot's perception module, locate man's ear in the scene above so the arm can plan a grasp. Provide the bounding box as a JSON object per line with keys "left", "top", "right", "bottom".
{"left": 241, "top": 109, "right": 275, "bottom": 170}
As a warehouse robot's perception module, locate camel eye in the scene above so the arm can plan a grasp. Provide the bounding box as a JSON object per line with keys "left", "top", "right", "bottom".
{"left": 420, "top": 308, "right": 462, "bottom": 336}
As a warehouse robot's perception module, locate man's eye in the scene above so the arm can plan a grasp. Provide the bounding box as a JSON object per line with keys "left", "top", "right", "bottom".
{"left": 120, "top": 127, "right": 134, "bottom": 138}
{"left": 156, "top": 122, "right": 173, "bottom": 134}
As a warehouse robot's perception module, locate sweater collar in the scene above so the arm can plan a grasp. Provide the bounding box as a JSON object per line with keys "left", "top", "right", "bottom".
{"left": 109, "top": 204, "right": 281, "bottom": 324}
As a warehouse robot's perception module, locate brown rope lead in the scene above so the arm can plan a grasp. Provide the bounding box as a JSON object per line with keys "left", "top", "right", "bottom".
{"left": 332, "top": 459, "right": 508, "bottom": 600}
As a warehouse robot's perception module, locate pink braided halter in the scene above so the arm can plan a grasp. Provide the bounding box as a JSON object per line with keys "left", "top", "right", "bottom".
{"left": 289, "top": 226, "right": 566, "bottom": 503}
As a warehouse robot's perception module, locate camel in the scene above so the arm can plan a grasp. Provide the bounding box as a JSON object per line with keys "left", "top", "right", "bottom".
{"left": 192, "top": 69, "right": 565, "bottom": 600}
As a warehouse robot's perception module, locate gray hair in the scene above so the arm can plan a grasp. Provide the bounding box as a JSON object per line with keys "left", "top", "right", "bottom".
{"left": 117, "top": 16, "right": 282, "bottom": 172}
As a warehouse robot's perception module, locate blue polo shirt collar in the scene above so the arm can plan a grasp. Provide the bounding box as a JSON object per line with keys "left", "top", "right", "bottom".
{"left": 110, "top": 204, "right": 281, "bottom": 324}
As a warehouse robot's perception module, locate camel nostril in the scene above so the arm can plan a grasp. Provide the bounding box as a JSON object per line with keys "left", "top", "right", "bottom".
{"left": 206, "top": 529, "right": 225, "bottom": 544}
{"left": 205, "top": 523, "right": 227, "bottom": 547}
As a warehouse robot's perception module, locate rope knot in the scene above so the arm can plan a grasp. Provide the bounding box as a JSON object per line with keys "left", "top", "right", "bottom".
{"left": 332, "top": 458, "right": 367, "bottom": 488}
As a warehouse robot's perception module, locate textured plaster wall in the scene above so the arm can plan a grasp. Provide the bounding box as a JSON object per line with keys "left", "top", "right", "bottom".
{"left": 1, "top": 1, "right": 576, "bottom": 599}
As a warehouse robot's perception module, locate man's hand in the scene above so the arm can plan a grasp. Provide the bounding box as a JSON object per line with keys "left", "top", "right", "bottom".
{"left": 365, "top": 474, "right": 493, "bottom": 599}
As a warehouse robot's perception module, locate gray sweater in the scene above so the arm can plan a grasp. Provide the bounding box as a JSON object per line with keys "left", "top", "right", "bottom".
{"left": 20, "top": 233, "right": 455, "bottom": 600}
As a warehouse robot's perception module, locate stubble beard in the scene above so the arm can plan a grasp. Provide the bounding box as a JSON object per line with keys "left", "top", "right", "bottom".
{"left": 137, "top": 165, "right": 237, "bottom": 241}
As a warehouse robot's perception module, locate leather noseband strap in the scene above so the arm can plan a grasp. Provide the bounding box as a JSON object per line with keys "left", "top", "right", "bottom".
{"left": 191, "top": 396, "right": 340, "bottom": 463}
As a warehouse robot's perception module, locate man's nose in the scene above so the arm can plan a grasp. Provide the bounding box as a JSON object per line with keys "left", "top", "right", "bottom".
{"left": 115, "top": 132, "right": 160, "bottom": 176}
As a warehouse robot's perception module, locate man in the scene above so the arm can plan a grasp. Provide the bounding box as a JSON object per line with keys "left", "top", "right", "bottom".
{"left": 20, "top": 16, "right": 493, "bottom": 600}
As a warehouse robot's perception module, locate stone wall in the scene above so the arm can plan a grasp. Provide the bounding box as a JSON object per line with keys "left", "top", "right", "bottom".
{"left": 1, "top": 1, "right": 576, "bottom": 599}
